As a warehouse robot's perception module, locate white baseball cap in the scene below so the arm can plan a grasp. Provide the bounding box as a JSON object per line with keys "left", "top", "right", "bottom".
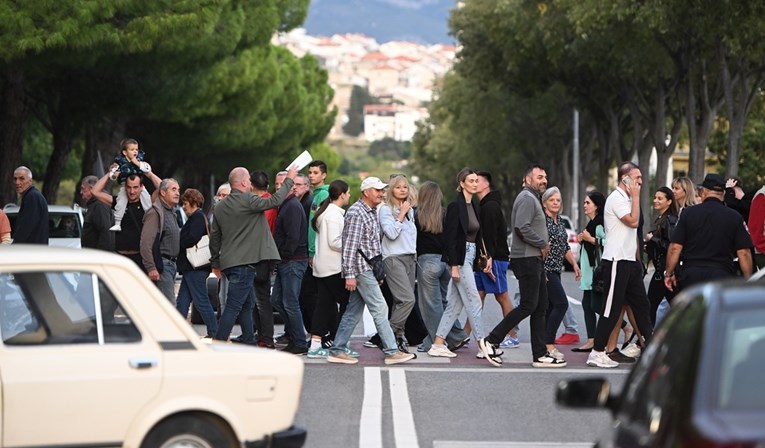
{"left": 360, "top": 176, "right": 388, "bottom": 191}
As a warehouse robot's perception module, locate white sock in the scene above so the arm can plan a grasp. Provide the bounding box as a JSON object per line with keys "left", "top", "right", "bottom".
{"left": 310, "top": 338, "right": 322, "bottom": 350}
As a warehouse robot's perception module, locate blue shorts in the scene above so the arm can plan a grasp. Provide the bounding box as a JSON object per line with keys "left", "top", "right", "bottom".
{"left": 474, "top": 260, "right": 509, "bottom": 294}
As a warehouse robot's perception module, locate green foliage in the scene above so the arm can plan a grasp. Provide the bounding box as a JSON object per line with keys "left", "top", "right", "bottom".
{"left": 342, "top": 85, "right": 378, "bottom": 137}
{"left": 368, "top": 138, "right": 410, "bottom": 159}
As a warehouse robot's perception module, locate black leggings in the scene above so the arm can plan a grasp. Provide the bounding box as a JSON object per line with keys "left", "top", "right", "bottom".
{"left": 311, "top": 273, "right": 349, "bottom": 338}
{"left": 646, "top": 275, "right": 676, "bottom": 326}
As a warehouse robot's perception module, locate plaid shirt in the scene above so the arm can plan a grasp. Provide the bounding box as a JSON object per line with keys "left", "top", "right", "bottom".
{"left": 342, "top": 199, "right": 382, "bottom": 279}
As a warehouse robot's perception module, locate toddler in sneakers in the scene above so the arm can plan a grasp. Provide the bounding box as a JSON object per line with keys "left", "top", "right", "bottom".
{"left": 109, "top": 138, "right": 153, "bottom": 232}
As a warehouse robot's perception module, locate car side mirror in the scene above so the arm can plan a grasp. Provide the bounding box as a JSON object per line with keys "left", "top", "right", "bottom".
{"left": 556, "top": 378, "right": 612, "bottom": 410}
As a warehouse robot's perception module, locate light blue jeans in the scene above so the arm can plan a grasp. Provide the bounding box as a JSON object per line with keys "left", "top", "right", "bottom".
{"left": 330, "top": 270, "right": 398, "bottom": 356}
{"left": 561, "top": 305, "right": 579, "bottom": 335}
{"left": 417, "top": 253, "right": 468, "bottom": 351}
{"left": 436, "top": 242, "right": 485, "bottom": 341}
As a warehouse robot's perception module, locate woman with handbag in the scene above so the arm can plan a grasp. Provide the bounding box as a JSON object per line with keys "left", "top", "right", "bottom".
{"left": 645, "top": 186, "right": 679, "bottom": 326}
{"left": 176, "top": 188, "right": 218, "bottom": 339}
{"left": 427, "top": 168, "right": 493, "bottom": 359}
{"left": 572, "top": 191, "right": 606, "bottom": 352}
{"left": 541, "top": 187, "right": 581, "bottom": 361}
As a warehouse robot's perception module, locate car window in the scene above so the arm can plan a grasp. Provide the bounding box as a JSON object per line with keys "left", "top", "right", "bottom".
{"left": 718, "top": 308, "right": 765, "bottom": 409}
{"left": 0, "top": 272, "right": 140, "bottom": 345}
{"left": 619, "top": 296, "right": 705, "bottom": 443}
{"left": 49, "top": 213, "right": 81, "bottom": 238}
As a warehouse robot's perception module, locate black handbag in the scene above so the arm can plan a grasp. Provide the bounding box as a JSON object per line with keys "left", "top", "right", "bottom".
{"left": 591, "top": 250, "right": 605, "bottom": 293}
{"left": 358, "top": 249, "right": 386, "bottom": 282}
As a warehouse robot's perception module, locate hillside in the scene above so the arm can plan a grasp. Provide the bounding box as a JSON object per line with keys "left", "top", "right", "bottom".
{"left": 303, "top": 0, "right": 457, "bottom": 44}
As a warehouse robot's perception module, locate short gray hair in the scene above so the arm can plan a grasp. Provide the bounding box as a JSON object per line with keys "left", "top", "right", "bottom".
{"left": 159, "top": 178, "right": 178, "bottom": 191}
{"left": 542, "top": 186, "right": 561, "bottom": 204}
{"left": 82, "top": 175, "right": 98, "bottom": 187}
{"left": 14, "top": 166, "right": 32, "bottom": 179}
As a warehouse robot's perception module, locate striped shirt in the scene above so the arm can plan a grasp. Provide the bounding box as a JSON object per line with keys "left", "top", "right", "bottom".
{"left": 342, "top": 199, "right": 382, "bottom": 279}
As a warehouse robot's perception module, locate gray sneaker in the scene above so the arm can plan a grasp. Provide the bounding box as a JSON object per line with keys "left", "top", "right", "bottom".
{"left": 587, "top": 350, "right": 619, "bottom": 368}
{"left": 384, "top": 351, "right": 416, "bottom": 365}
{"left": 327, "top": 352, "right": 359, "bottom": 365}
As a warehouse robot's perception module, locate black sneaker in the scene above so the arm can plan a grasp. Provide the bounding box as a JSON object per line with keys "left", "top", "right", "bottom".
{"left": 532, "top": 352, "right": 567, "bottom": 368}
{"left": 281, "top": 344, "right": 308, "bottom": 356}
{"left": 274, "top": 334, "right": 290, "bottom": 346}
{"left": 321, "top": 336, "right": 334, "bottom": 349}
{"left": 397, "top": 337, "right": 410, "bottom": 354}
{"left": 608, "top": 350, "right": 636, "bottom": 364}
{"left": 447, "top": 337, "right": 470, "bottom": 352}
{"left": 363, "top": 334, "right": 383, "bottom": 350}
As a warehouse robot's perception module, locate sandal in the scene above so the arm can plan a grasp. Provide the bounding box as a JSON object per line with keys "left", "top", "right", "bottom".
{"left": 621, "top": 330, "right": 636, "bottom": 350}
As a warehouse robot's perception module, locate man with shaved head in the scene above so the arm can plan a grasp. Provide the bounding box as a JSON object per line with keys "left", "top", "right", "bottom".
{"left": 12, "top": 166, "right": 49, "bottom": 244}
{"left": 210, "top": 165, "right": 298, "bottom": 343}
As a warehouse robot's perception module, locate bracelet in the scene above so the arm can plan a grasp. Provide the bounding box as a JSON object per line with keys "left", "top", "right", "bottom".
{"left": 663, "top": 270, "right": 674, "bottom": 277}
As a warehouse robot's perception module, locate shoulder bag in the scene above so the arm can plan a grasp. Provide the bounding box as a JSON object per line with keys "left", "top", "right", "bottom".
{"left": 186, "top": 214, "right": 212, "bottom": 269}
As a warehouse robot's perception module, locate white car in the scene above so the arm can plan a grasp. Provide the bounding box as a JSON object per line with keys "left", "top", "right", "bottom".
{"left": 3, "top": 204, "right": 84, "bottom": 248}
{"left": 558, "top": 215, "right": 581, "bottom": 270}
{"left": 0, "top": 245, "right": 306, "bottom": 448}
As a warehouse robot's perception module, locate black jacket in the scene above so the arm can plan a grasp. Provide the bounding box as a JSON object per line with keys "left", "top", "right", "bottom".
{"left": 646, "top": 213, "right": 678, "bottom": 273}
{"left": 274, "top": 195, "right": 308, "bottom": 260}
{"left": 442, "top": 194, "right": 483, "bottom": 268}
{"left": 479, "top": 190, "right": 510, "bottom": 262}
{"left": 81, "top": 197, "right": 114, "bottom": 251}
{"left": 14, "top": 185, "right": 49, "bottom": 245}
{"left": 177, "top": 209, "right": 210, "bottom": 273}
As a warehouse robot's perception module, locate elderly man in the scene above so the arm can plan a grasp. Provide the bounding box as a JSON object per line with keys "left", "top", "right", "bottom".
{"left": 665, "top": 173, "right": 753, "bottom": 292}
{"left": 211, "top": 165, "right": 297, "bottom": 343}
{"left": 140, "top": 178, "right": 181, "bottom": 301}
{"left": 326, "top": 177, "right": 416, "bottom": 365}
{"left": 80, "top": 175, "right": 114, "bottom": 251}
{"left": 12, "top": 166, "right": 49, "bottom": 244}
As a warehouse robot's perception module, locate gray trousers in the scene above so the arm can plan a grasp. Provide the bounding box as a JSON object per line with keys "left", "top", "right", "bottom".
{"left": 383, "top": 254, "right": 417, "bottom": 339}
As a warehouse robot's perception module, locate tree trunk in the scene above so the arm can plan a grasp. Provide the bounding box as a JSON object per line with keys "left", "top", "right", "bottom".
{"left": 42, "top": 126, "right": 76, "bottom": 204}
{"left": 720, "top": 45, "right": 765, "bottom": 178}
{"left": 82, "top": 118, "right": 126, "bottom": 181}
{"left": 686, "top": 57, "right": 722, "bottom": 181}
{"left": 0, "top": 67, "right": 28, "bottom": 205}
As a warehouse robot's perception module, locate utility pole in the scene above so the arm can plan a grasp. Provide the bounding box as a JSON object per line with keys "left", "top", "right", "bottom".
{"left": 572, "top": 109, "right": 580, "bottom": 229}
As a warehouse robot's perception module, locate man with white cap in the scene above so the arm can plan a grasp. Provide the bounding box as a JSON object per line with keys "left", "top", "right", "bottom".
{"left": 327, "top": 176, "right": 416, "bottom": 365}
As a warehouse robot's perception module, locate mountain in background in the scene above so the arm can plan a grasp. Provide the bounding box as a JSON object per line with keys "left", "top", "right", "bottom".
{"left": 303, "top": 0, "right": 457, "bottom": 44}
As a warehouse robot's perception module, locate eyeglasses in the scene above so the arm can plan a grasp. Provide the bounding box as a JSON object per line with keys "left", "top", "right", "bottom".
{"left": 389, "top": 174, "right": 407, "bottom": 180}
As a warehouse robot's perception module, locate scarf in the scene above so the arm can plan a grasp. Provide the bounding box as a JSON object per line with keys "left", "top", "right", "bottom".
{"left": 583, "top": 212, "right": 603, "bottom": 267}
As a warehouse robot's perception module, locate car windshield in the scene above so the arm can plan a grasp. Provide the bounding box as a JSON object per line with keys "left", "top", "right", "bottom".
{"left": 717, "top": 307, "right": 765, "bottom": 410}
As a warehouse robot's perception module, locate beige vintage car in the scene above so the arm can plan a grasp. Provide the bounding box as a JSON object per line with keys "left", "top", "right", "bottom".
{"left": 0, "top": 246, "right": 306, "bottom": 448}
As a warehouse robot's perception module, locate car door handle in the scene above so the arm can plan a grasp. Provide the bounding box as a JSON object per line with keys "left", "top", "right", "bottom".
{"left": 129, "top": 358, "right": 158, "bottom": 369}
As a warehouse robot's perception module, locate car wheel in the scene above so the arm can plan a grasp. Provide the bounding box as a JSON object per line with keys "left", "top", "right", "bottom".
{"left": 141, "top": 415, "right": 238, "bottom": 448}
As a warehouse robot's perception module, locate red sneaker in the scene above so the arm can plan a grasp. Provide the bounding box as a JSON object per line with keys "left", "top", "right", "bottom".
{"left": 554, "top": 333, "right": 580, "bottom": 345}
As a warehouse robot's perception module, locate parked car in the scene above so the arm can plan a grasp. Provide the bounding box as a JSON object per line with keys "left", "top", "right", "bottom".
{"left": 0, "top": 245, "right": 306, "bottom": 448}
{"left": 556, "top": 279, "right": 765, "bottom": 447}
{"left": 3, "top": 204, "right": 84, "bottom": 248}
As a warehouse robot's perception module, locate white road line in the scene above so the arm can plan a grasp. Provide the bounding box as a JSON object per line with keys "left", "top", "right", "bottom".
{"left": 360, "top": 367, "right": 382, "bottom": 448}
{"left": 567, "top": 296, "right": 582, "bottom": 305}
{"left": 385, "top": 367, "right": 630, "bottom": 375}
{"left": 389, "top": 370, "right": 419, "bottom": 448}
{"left": 435, "top": 442, "right": 592, "bottom": 448}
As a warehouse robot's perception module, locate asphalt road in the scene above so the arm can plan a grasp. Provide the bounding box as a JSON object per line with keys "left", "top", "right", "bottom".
{"left": 289, "top": 270, "right": 646, "bottom": 448}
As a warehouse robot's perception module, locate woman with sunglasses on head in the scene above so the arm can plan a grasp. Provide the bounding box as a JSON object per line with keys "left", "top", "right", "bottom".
{"left": 645, "top": 186, "right": 679, "bottom": 326}
{"left": 672, "top": 176, "right": 699, "bottom": 214}
{"left": 427, "top": 168, "right": 493, "bottom": 359}
{"left": 379, "top": 174, "right": 419, "bottom": 352}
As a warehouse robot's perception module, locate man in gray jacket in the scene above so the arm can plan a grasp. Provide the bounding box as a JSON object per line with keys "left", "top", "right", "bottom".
{"left": 479, "top": 164, "right": 566, "bottom": 368}
{"left": 211, "top": 165, "right": 297, "bottom": 342}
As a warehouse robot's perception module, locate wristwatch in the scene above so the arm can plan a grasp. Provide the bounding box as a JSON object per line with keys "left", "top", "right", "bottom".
{"left": 663, "top": 270, "right": 674, "bottom": 277}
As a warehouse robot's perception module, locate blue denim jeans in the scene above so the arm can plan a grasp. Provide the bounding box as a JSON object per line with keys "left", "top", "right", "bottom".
{"left": 270, "top": 259, "right": 308, "bottom": 349}
{"left": 156, "top": 258, "right": 177, "bottom": 303}
{"left": 544, "top": 271, "right": 569, "bottom": 344}
{"left": 176, "top": 270, "right": 218, "bottom": 337}
{"left": 561, "top": 305, "right": 579, "bottom": 334}
{"left": 489, "top": 256, "right": 548, "bottom": 360}
{"left": 330, "top": 270, "right": 398, "bottom": 356}
{"left": 436, "top": 242, "right": 485, "bottom": 341}
{"left": 417, "top": 253, "right": 467, "bottom": 350}
{"left": 215, "top": 265, "right": 256, "bottom": 342}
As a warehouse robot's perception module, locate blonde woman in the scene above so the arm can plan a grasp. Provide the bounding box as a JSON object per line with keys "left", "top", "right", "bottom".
{"left": 671, "top": 177, "right": 699, "bottom": 213}
{"left": 379, "top": 175, "right": 418, "bottom": 352}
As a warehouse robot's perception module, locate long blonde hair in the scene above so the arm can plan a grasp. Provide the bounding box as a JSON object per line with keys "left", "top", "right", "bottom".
{"left": 416, "top": 181, "right": 443, "bottom": 234}
{"left": 385, "top": 175, "right": 416, "bottom": 209}
{"left": 672, "top": 177, "right": 699, "bottom": 208}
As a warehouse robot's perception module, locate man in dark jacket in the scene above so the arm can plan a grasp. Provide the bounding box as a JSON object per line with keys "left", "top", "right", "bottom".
{"left": 80, "top": 175, "right": 114, "bottom": 251}
{"left": 271, "top": 182, "right": 310, "bottom": 355}
{"left": 12, "top": 166, "right": 49, "bottom": 245}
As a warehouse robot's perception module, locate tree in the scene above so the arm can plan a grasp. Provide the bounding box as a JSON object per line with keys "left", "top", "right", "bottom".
{"left": 342, "top": 85, "right": 377, "bottom": 137}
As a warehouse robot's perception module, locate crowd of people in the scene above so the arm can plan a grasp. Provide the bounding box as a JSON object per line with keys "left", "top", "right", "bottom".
{"left": 5, "top": 143, "right": 762, "bottom": 369}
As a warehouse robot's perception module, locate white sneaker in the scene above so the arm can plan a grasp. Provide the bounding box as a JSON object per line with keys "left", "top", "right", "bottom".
{"left": 587, "top": 350, "right": 619, "bottom": 368}
{"left": 532, "top": 353, "right": 567, "bottom": 368}
{"left": 621, "top": 342, "right": 642, "bottom": 358}
{"left": 427, "top": 344, "right": 457, "bottom": 358}
{"left": 549, "top": 348, "right": 565, "bottom": 360}
{"left": 109, "top": 224, "right": 122, "bottom": 232}
{"left": 475, "top": 349, "right": 505, "bottom": 359}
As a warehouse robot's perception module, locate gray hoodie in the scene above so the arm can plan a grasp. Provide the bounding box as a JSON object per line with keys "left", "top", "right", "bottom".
{"left": 510, "top": 187, "right": 549, "bottom": 258}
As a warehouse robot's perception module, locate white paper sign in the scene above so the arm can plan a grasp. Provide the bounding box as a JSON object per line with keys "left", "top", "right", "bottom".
{"left": 286, "top": 150, "right": 313, "bottom": 171}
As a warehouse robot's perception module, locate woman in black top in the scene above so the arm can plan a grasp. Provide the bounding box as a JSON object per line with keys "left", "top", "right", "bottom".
{"left": 176, "top": 188, "right": 217, "bottom": 339}
{"left": 645, "top": 186, "right": 679, "bottom": 326}
{"left": 427, "top": 168, "right": 495, "bottom": 360}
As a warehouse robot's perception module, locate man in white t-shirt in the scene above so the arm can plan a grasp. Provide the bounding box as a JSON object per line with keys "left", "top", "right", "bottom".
{"left": 587, "top": 162, "right": 653, "bottom": 368}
